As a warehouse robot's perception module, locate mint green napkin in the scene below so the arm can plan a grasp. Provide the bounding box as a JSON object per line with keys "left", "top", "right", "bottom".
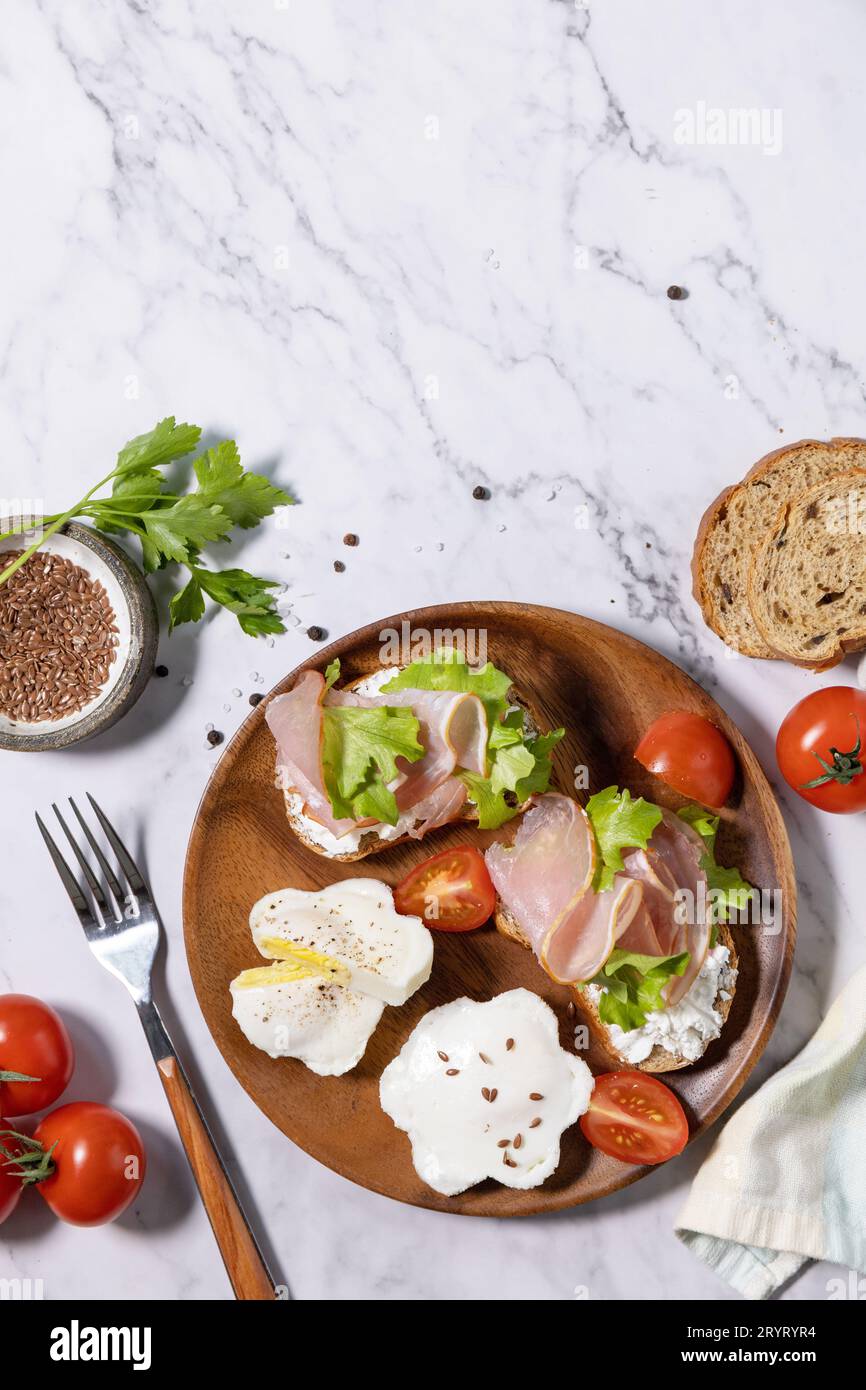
{"left": 676, "top": 963, "right": 866, "bottom": 1299}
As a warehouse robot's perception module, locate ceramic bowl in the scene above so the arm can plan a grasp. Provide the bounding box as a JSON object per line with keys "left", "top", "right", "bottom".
{"left": 0, "top": 522, "right": 158, "bottom": 751}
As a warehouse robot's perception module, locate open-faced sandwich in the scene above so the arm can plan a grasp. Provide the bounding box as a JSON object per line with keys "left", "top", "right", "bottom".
{"left": 265, "top": 648, "right": 564, "bottom": 860}
{"left": 486, "top": 790, "right": 748, "bottom": 1072}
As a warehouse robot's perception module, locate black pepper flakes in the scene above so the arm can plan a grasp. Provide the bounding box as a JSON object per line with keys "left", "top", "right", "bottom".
{"left": 307, "top": 625, "right": 327, "bottom": 642}
{"left": 207, "top": 730, "right": 224, "bottom": 747}
{"left": 666, "top": 285, "right": 688, "bottom": 301}
{"left": 472, "top": 485, "right": 490, "bottom": 500}
{"left": 343, "top": 532, "right": 359, "bottom": 547}
{"left": 154, "top": 665, "right": 169, "bottom": 678}
{"left": 249, "top": 693, "right": 263, "bottom": 707}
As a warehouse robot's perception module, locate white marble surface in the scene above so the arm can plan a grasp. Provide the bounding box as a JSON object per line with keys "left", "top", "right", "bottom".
{"left": 1, "top": 0, "right": 864, "bottom": 1301}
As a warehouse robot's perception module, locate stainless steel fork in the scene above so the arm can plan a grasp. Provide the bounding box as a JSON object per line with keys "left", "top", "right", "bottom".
{"left": 36, "top": 794, "right": 279, "bottom": 1301}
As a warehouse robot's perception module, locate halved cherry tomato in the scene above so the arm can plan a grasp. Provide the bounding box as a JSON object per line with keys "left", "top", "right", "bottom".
{"left": 776, "top": 687, "right": 866, "bottom": 814}
{"left": 635, "top": 711, "right": 735, "bottom": 808}
{"left": 393, "top": 847, "right": 496, "bottom": 931}
{"left": 580, "top": 1070, "right": 689, "bottom": 1165}
{"left": 32, "top": 1102, "right": 146, "bottom": 1227}
{"left": 0, "top": 995, "right": 75, "bottom": 1117}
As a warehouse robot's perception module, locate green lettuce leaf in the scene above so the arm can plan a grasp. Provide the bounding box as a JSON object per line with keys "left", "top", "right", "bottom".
{"left": 381, "top": 648, "right": 513, "bottom": 724}
{"left": 459, "top": 721, "right": 564, "bottom": 829}
{"left": 677, "top": 804, "right": 753, "bottom": 923}
{"left": 586, "top": 786, "right": 663, "bottom": 891}
{"left": 382, "top": 649, "right": 563, "bottom": 829}
{"left": 591, "top": 949, "right": 690, "bottom": 1032}
{"left": 321, "top": 705, "right": 424, "bottom": 825}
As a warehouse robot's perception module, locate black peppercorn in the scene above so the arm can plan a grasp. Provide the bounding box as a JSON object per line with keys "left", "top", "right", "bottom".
{"left": 667, "top": 285, "right": 687, "bottom": 300}
{"left": 472, "top": 485, "right": 490, "bottom": 500}
{"left": 342, "top": 533, "right": 359, "bottom": 547}
{"left": 333, "top": 560, "right": 346, "bottom": 572}
{"left": 207, "top": 729, "right": 224, "bottom": 747}
{"left": 154, "top": 665, "right": 169, "bottom": 678}
{"left": 307, "top": 625, "right": 327, "bottom": 641}
{"left": 249, "top": 693, "right": 263, "bottom": 707}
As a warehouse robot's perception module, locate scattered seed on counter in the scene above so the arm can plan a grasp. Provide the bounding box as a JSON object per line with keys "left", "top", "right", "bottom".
{"left": 307, "top": 625, "right": 327, "bottom": 641}
{"left": 333, "top": 560, "right": 345, "bottom": 572}
{"left": 207, "top": 729, "right": 224, "bottom": 747}
{"left": 205, "top": 722, "right": 214, "bottom": 732}
{"left": 222, "top": 702, "right": 231, "bottom": 712}
{"left": 667, "top": 284, "right": 687, "bottom": 300}
{"left": 248, "top": 671, "right": 259, "bottom": 682}
{"left": 154, "top": 664, "right": 169, "bottom": 678}
{"left": 232, "top": 687, "right": 242, "bottom": 697}
{"left": 0, "top": 550, "right": 119, "bottom": 723}
{"left": 249, "top": 692, "right": 263, "bottom": 707}
{"left": 472, "top": 485, "right": 490, "bottom": 500}
{"left": 342, "top": 532, "right": 359, "bottom": 547}
{"left": 181, "top": 675, "right": 194, "bottom": 687}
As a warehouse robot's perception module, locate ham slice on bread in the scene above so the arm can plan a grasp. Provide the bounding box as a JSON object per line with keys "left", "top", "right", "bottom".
{"left": 265, "top": 665, "right": 542, "bottom": 862}
{"left": 486, "top": 792, "right": 736, "bottom": 1074}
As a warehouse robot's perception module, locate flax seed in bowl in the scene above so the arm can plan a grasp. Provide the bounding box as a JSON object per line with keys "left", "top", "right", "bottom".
{"left": 0, "top": 522, "right": 158, "bottom": 751}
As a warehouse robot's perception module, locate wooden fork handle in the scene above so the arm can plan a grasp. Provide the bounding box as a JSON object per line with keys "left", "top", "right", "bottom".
{"left": 155, "top": 1056, "right": 275, "bottom": 1300}
{"left": 137, "top": 998, "right": 277, "bottom": 1301}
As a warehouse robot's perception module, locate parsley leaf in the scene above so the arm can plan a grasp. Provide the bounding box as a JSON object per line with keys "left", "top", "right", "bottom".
{"left": 115, "top": 418, "right": 202, "bottom": 476}
{"left": 193, "top": 441, "right": 292, "bottom": 529}
{"left": 142, "top": 496, "right": 233, "bottom": 564}
{"left": 0, "top": 417, "right": 293, "bottom": 639}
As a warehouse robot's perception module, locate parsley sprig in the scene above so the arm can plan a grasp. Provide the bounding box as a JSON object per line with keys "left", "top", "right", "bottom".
{"left": 0, "top": 418, "right": 293, "bottom": 637}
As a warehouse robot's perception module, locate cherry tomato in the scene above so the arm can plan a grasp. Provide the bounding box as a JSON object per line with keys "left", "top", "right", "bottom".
{"left": 580, "top": 1070, "right": 689, "bottom": 1165}
{"left": 776, "top": 687, "right": 866, "bottom": 814}
{"left": 635, "top": 711, "right": 735, "bottom": 808}
{"left": 393, "top": 846, "right": 496, "bottom": 931}
{"left": 0, "top": 1122, "right": 24, "bottom": 1225}
{"left": 0, "top": 995, "right": 75, "bottom": 1116}
{"left": 33, "top": 1103, "right": 146, "bottom": 1227}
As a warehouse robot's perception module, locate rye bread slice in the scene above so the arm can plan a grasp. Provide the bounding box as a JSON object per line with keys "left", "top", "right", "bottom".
{"left": 692, "top": 438, "right": 866, "bottom": 657}
{"left": 747, "top": 467, "right": 866, "bottom": 669}
{"left": 281, "top": 686, "right": 540, "bottom": 862}
{"left": 494, "top": 902, "right": 737, "bottom": 1074}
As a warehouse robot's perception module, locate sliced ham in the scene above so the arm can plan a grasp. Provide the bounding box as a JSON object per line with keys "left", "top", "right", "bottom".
{"left": 616, "top": 900, "right": 665, "bottom": 957}
{"left": 485, "top": 794, "right": 595, "bottom": 961}
{"left": 402, "top": 777, "right": 468, "bottom": 838}
{"left": 268, "top": 671, "right": 486, "bottom": 840}
{"left": 486, "top": 793, "right": 712, "bottom": 1002}
{"left": 542, "top": 873, "right": 643, "bottom": 983}
{"left": 623, "top": 812, "right": 710, "bottom": 1004}
{"left": 266, "top": 671, "right": 358, "bottom": 838}
{"left": 326, "top": 686, "right": 487, "bottom": 811}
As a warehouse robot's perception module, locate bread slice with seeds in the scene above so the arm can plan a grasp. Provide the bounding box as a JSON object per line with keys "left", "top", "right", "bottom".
{"left": 494, "top": 902, "right": 737, "bottom": 1074}
{"left": 746, "top": 467, "right": 866, "bottom": 669}
{"left": 692, "top": 438, "right": 866, "bottom": 657}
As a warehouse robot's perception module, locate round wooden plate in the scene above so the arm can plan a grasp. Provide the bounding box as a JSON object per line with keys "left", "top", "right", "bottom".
{"left": 183, "top": 603, "right": 796, "bottom": 1216}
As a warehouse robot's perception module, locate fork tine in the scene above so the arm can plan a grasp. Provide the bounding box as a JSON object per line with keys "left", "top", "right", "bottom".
{"left": 68, "top": 797, "right": 125, "bottom": 906}
{"left": 52, "top": 802, "right": 114, "bottom": 917}
{"left": 35, "top": 812, "right": 93, "bottom": 923}
{"left": 86, "top": 793, "right": 147, "bottom": 895}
